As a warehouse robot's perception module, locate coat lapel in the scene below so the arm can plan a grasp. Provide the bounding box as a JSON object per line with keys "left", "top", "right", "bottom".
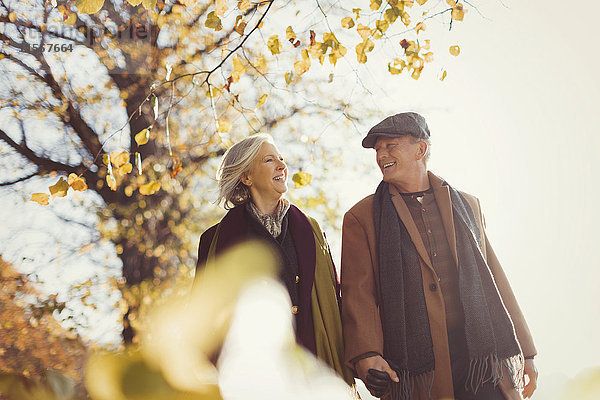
{"left": 428, "top": 172, "right": 459, "bottom": 267}
{"left": 389, "top": 184, "right": 434, "bottom": 272}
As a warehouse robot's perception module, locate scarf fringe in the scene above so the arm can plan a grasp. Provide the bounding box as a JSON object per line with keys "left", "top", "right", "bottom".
{"left": 466, "top": 353, "right": 525, "bottom": 394}
{"left": 389, "top": 370, "right": 434, "bottom": 400}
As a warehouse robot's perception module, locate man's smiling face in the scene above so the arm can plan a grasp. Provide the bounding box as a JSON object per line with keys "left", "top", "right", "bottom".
{"left": 374, "top": 136, "right": 422, "bottom": 186}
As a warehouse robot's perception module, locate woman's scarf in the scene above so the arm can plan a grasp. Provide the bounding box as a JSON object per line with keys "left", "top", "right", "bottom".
{"left": 248, "top": 198, "right": 291, "bottom": 237}
{"left": 373, "top": 181, "right": 523, "bottom": 400}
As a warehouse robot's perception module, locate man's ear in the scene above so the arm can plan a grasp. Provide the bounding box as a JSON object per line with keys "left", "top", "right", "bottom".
{"left": 416, "top": 141, "right": 428, "bottom": 160}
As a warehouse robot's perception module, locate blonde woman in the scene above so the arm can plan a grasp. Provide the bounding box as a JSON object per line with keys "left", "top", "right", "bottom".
{"left": 196, "top": 134, "right": 353, "bottom": 385}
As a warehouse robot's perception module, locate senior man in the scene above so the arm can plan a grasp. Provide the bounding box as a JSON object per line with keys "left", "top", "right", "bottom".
{"left": 341, "top": 112, "right": 538, "bottom": 400}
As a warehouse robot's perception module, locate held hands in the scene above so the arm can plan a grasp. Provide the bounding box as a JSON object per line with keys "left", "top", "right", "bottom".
{"left": 521, "top": 358, "right": 538, "bottom": 399}
{"left": 355, "top": 355, "right": 399, "bottom": 398}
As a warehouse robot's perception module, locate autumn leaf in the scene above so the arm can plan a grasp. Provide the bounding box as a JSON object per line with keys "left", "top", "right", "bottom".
{"left": 370, "top": 0, "right": 382, "bottom": 11}
{"left": 142, "top": 0, "right": 157, "bottom": 10}
{"left": 292, "top": 171, "right": 312, "bottom": 188}
{"left": 286, "top": 26, "right": 296, "bottom": 41}
{"left": 76, "top": 0, "right": 104, "bottom": 14}
{"left": 30, "top": 193, "right": 50, "bottom": 205}
{"left": 384, "top": 7, "right": 401, "bottom": 24}
{"left": 205, "top": 11, "right": 222, "bottom": 31}
{"left": 106, "top": 174, "right": 117, "bottom": 191}
{"left": 309, "top": 30, "right": 316, "bottom": 46}
{"left": 118, "top": 163, "right": 133, "bottom": 175}
{"left": 267, "top": 35, "right": 282, "bottom": 55}
{"left": 234, "top": 16, "right": 246, "bottom": 35}
{"left": 170, "top": 159, "right": 182, "bottom": 179}
{"left": 440, "top": 70, "right": 448, "bottom": 81}
{"left": 415, "top": 22, "right": 426, "bottom": 34}
{"left": 237, "top": 0, "right": 252, "bottom": 12}
{"left": 68, "top": 173, "right": 88, "bottom": 191}
{"left": 416, "top": 0, "right": 428, "bottom": 4}
{"left": 449, "top": 45, "right": 460, "bottom": 56}
{"left": 451, "top": 3, "right": 467, "bottom": 21}
{"left": 64, "top": 13, "right": 77, "bottom": 25}
{"left": 8, "top": 12, "right": 17, "bottom": 22}
{"left": 217, "top": 118, "right": 232, "bottom": 133}
{"left": 135, "top": 128, "right": 150, "bottom": 146}
{"left": 257, "top": 94, "right": 268, "bottom": 108}
{"left": 231, "top": 57, "right": 246, "bottom": 83}
{"left": 111, "top": 151, "right": 130, "bottom": 168}
{"left": 356, "top": 38, "right": 374, "bottom": 64}
{"left": 352, "top": 8, "right": 361, "bottom": 20}
{"left": 294, "top": 60, "right": 309, "bottom": 76}
{"left": 127, "top": 0, "right": 143, "bottom": 5}
{"left": 423, "top": 52, "right": 434, "bottom": 62}
{"left": 49, "top": 178, "right": 69, "bottom": 198}
{"left": 215, "top": 0, "right": 228, "bottom": 16}
{"left": 341, "top": 17, "right": 354, "bottom": 29}
{"left": 284, "top": 72, "right": 292, "bottom": 85}
{"left": 139, "top": 181, "right": 161, "bottom": 195}
{"left": 356, "top": 24, "right": 371, "bottom": 40}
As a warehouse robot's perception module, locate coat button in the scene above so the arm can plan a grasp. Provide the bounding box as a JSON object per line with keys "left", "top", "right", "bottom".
{"left": 292, "top": 305, "right": 299, "bottom": 314}
{"left": 429, "top": 283, "right": 438, "bottom": 291}
{"left": 295, "top": 275, "right": 300, "bottom": 283}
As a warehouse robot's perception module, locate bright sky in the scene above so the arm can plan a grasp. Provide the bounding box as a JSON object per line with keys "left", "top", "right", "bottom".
{"left": 325, "top": 0, "right": 600, "bottom": 397}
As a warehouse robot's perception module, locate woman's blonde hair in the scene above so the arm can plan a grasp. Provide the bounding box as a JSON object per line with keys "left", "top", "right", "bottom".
{"left": 217, "top": 133, "right": 274, "bottom": 209}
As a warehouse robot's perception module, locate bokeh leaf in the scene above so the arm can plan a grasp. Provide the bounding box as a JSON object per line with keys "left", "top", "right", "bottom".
{"left": 30, "top": 193, "right": 50, "bottom": 205}
{"left": 68, "top": 173, "right": 88, "bottom": 191}
{"left": 76, "top": 0, "right": 104, "bottom": 14}
{"left": 49, "top": 178, "right": 69, "bottom": 198}
{"left": 135, "top": 128, "right": 150, "bottom": 146}
{"left": 139, "top": 181, "right": 160, "bottom": 195}
{"left": 292, "top": 171, "right": 312, "bottom": 188}
{"left": 449, "top": 45, "right": 460, "bottom": 56}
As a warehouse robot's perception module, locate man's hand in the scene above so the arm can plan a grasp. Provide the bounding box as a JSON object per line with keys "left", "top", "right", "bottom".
{"left": 355, "top": 355, "right": 399, "bottom": 398}
{"left": 521, "top": 358, "right": 538, "bottom": 399}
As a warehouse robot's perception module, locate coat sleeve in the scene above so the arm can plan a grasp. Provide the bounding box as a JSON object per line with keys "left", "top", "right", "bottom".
{"left": 341, "top": 210, "right": 384, "bottom": 368}
{"left": 472, "top": 197, "right": 538, "bottom": 358}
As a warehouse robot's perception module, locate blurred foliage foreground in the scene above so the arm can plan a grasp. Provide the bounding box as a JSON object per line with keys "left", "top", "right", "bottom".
{"left": 0, "top": 243, "right": 356, "bottom": 400}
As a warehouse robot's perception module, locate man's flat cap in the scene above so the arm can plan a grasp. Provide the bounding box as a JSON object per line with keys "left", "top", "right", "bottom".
{"left": 362, "top": 112, "right": 430, "bottom": 148}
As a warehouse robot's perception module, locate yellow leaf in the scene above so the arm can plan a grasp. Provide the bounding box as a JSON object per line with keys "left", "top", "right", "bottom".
{"left": 292, "top": 171, "right": 312, "bottom": 188}
{"left": 284, "top": 72, "right": 292, "bottom": 85}
{"left": 404, "top": 0, "right": 414, "bottom": 6}
{"left": 118, "top": 163, "right": 133, "bottom": 175}
{"left": 451, "top": 4, "right": 467, "bottom": 21}
{"left": 8, "top": 12, "right": 17, "bottom": 22}
{"left": 356, "top": 38, "right": 374, "bottom": 63}
{"left": 411, "top": 69, "right": 422, "bottom": 80}
{"left": 423, "top": 51, "right": 434, "bottom": 62}
{"left": 102, "top": 153, "right": 110, "bottom": 166}
{"left": 127, "top": 0, "right": 143, "bottom": 5}
{"left": 64, "top": 13, "right": 77, "bottom": 25}
{"left": 352, "top": 8, "right": 361, "bottom": 20}
{"left": 384, "top": 7, "right": 401, "bottom": 23}
{"left": 205, "top": 11, "right": 222, "bottom": 31}
{"left": 370, "top": 0, "right": 382, "bottom": 11}
{"left": 257, "top": 94, "right": 268, "bottom": 108}
{"left": 30, "top": 193, "right": 50, "bottom": 205}
{"left": 215, "top": 0, "right": 228, "bottom": 16}
{"left": 416, "top": 0, "right": 428, "bottom": 4}
{"left": 68, "top": 173, "right": 88, "bottom": 191}
{"left": 286, "top": 26, "right": 296, "bottom": 41}
{"left": 237, "top": 0, "right": 252, "bottom": 12}
{"left": 449, "top": 45, "right": 460, "bottom": 56}
{"left": 415, "top": 22, "right": 426, "bottom": 34}
{"left": 375, "top": 20, "right": 389, "bottom": 37}
{"left": 142, "top": 0, "right": 157, "bottom": 10}
{"left": 231, "top": 57, "right": 246, "bottom": 83}
{"left": 139, "top": 181, "right": 161, "bottom": 195}
{"left": 301, "top": 48, "right": 310, "bottom": 62}
{"left": 440, "top": 70, "right": 447, "bottom": 81}
{"left": 356, "top": 24, "right": 371, "bottom": 40}
{"left": 49, "top": 177, "right": 69, "bottom": 198}
{"left": 293, "top": 60, "right": 310, "bottom": 76}
{"left": 234, "top": 16, "right": 246, "bottom": 35}
{"left": 106, "top": 174, "right": 117, "bottom": 191}
{"left": 267, "top": 35, "right": 281, "bottom": 55}
{"left": 76, "top": 0, "right": 104, "bottom": 14}
{"left": 217, "top": 118, "right": 232, "bottom": 133}
{"left": 341, "top": 17, "right": 355, "bottom": 29}
{"left": 388, "top": 62, "right": 403, "bottom": 75}
{"left": 422, "top": 39, "right": 431, "bottom": 49}
{"left": 111, "top": 151, "right": 130, "bottom": 168}
{"left": 135, "top": 128, "right": 150, "bottom": 146}
{"left": 446, "top": 0, "right": 456, "bottom": 5}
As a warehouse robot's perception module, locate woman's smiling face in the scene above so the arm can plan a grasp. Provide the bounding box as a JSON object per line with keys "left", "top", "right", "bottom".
{"left": 244, "top": 142, "right": 288, "bottom": 201}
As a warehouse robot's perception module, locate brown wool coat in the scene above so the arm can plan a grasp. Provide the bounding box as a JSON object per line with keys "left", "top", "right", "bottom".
{"left": 341, "top": 172, "right": 537, "bottom": 400}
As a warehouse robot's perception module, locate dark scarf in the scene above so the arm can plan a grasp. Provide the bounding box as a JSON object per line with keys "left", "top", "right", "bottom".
{"left": 373, "top": 181, "right": 523, "bottom": 400}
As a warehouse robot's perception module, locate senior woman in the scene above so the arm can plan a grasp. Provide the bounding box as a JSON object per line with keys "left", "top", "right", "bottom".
{"left": 197, "top": 133, "right": 353, "bottom": 385}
